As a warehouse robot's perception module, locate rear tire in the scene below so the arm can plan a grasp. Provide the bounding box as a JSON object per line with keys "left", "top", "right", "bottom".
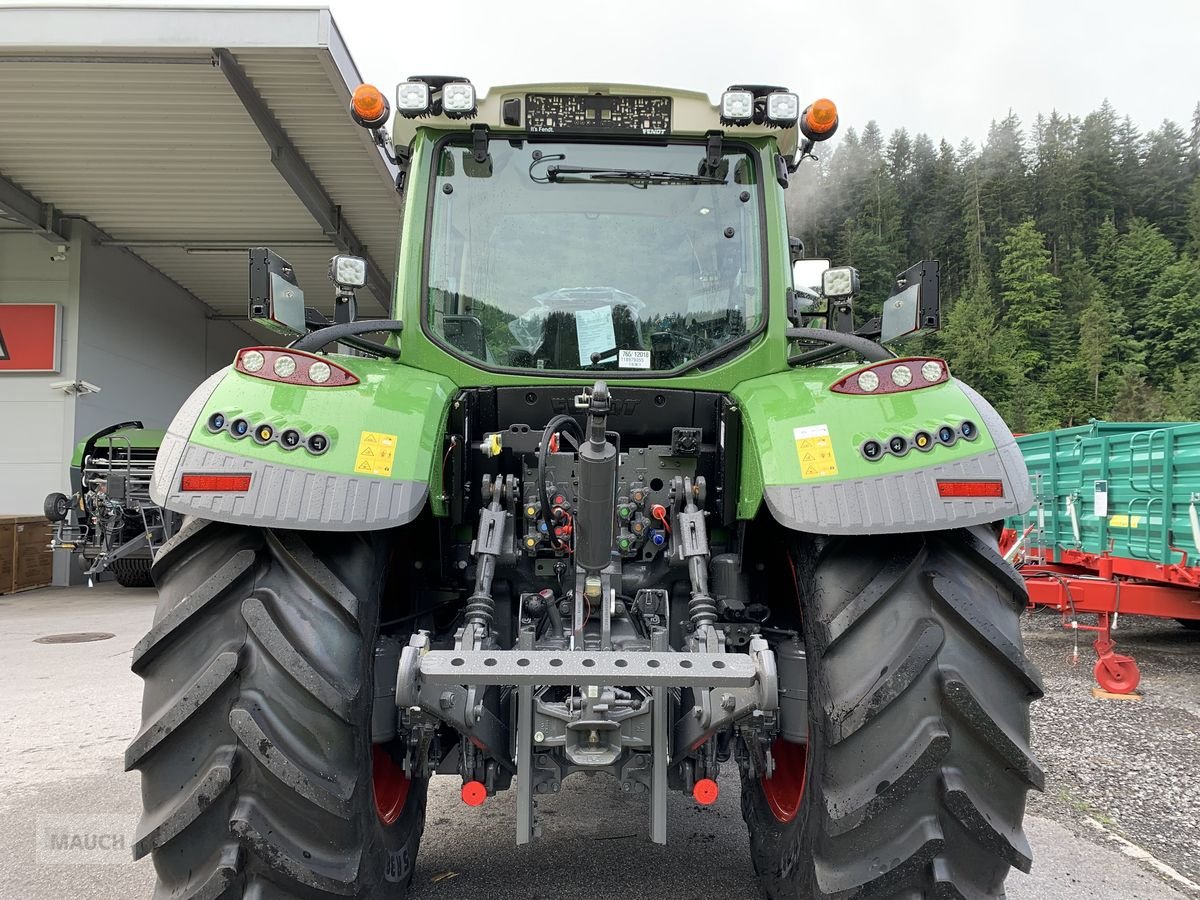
{"left": 111, "top": 557, "right": 153, "bottom": 588}
{"left": 127, "top": 519, "right": 427, "bottom": 899}
{"left": 743, "top": 527, "right": 1043, "bottom": 898}
{"left": 1177, "top": 618, "right": 1200, "bottom": 631}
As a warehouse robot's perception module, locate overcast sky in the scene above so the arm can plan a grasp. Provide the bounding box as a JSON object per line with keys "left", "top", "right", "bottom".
{"left": 17, "top": 0, "right": 1200, "bottom": 145}
{"left": 332, "top": 0, "right": 1198, "bottom": 147}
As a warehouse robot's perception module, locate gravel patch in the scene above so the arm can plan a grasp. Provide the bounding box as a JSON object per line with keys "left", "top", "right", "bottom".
{"left": 1022, "top": 609, "right": 1200, "bottom": 888}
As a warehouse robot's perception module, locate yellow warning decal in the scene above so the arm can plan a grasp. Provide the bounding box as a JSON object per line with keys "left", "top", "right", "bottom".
{"left": 1108, "top": 514, "right": 1141, "bottom": 528}
{"left": 355, "top": 431, "right": 397, "bottom": 477}
{"left": 794, "top": 424, "right": 839, "bottom": 479}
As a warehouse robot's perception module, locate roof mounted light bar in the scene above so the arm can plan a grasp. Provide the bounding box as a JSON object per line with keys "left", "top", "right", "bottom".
{"left": 394, "top": 76, "right": 477, "bottom": 119}
{"left": 720, "top": 85, "right": 803, "bottom": 128}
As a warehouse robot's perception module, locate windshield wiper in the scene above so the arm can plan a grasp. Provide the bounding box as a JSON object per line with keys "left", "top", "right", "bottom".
{"left": 532, "top": 162, "right": 726, "bottom": 187}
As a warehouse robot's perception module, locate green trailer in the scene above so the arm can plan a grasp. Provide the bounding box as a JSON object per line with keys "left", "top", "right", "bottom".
{"left": 1004, "top": 421, "right": 1200, "bottom": 692}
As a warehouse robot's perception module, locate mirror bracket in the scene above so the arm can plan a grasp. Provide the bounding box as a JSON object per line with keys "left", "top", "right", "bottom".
{"left": 704, "top": 131, "right": 724, "bottom": 174}
{"left": 334, "top": 287, "right": 358, "bottom": 325}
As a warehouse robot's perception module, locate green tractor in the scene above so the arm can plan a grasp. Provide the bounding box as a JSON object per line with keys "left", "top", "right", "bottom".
{"left": 128, "top": 80, "right": 1042, "bottom": 898}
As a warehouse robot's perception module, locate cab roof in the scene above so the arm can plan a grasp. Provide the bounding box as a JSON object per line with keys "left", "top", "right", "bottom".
{"left": 388, "top": 82, "right": 800, "bottom": 157}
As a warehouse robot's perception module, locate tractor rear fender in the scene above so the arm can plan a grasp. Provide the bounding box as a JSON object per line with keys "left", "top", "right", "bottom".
{"left": 732, "top": 367, "right": 1032, "bottom": 534}
{"left": 150, "top": 358, "right": 456, "bottom": 530}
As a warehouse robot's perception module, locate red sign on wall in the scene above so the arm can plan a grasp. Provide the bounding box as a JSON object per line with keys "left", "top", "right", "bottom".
{"left": 0, "top": 304, "right": 62, "bottom": 373}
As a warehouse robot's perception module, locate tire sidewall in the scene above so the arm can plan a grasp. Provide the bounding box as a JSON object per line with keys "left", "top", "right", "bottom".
{"left": 345, "top": 531, "right": 429, "bottom": 895}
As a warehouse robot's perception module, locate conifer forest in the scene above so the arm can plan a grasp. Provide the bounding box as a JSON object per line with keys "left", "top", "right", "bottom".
{"left": 787, "top": 101, "right": 1200, "bottom": 431}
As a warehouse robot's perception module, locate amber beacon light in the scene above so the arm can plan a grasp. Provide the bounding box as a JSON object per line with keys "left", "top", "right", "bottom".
{"left": 801, "top": 98, "right": 839, "bottom": 141}
{"left": 350, "top": 83, "right": 390, "bottom": 128}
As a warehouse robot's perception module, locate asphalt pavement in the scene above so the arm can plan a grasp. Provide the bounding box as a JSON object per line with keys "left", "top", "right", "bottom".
{"left": 1, "top": 584, "right": 1196, "bottom": 899}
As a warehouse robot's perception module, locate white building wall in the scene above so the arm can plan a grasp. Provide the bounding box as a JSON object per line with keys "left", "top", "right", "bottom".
{"left": 0, "top": 229, "right": 80, "bottom": 520}
{"left": 0, "top": 221, "right": 251, "bottom": 584}
{"left": 73, "top": 222, "right": 249, "bottom": 439}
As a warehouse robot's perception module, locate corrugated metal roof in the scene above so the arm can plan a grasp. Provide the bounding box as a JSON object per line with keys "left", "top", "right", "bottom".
{"left": 0, "top": 7, "right": 399, "bottom": 323}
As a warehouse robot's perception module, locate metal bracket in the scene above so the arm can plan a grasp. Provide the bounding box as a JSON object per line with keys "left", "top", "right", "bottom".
{"left": 703, "top": 130, "right": 724, "bottom": 175}
{"left": 471, "top": 125, "right": 490, "bottom": 165}
{"left": 650, "top": 626, "right": 669, "bottom": 845}
{"left": 672, "top": 637, "right": 778, "bottom": 764}
{"left": 515, "top": 625, "right": 536, "bottom": 844}
{"left": 0, "top": 168, "right": 67, "bottom": 243}
{"left": 417, "top": 648, "right": 759, "bottom": 688}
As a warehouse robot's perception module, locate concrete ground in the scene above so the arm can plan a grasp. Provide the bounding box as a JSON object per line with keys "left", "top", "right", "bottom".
{"left": 1, "top": 583, "right": 1197, "bottom": 899}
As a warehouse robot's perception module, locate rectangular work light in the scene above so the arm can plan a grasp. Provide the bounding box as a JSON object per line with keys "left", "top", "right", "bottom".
{"left": 720, "top": 90, "right": 754, "bottom": 124}
{"left": 442, "top": 82, "right": 477, "bottom": 117}
{"left": 766, "top": 91, "right": 800, "bottom": 124}
{"left": 396, "top": 80, "right": 432, "bottom": 116}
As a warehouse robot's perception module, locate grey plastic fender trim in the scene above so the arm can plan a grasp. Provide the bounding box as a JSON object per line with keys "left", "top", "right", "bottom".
{"left": 151, "top": 432, "right": 427, "bottom": 531}
{"left": 764, "top": 445, "right": 1033, "bottom": 535}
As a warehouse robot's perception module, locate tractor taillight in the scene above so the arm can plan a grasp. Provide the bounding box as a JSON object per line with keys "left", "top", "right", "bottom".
{"left": 180, "top": 474, "right": 252, "bottom": 492}
{"left": 234, "top": 347, "right": 358, "bottom": 387}
{"left": 831, "top": 357, "right": 949, "bottom": 395}
{"left": 936, "top": 480, "right": 1004, "bottom": 498}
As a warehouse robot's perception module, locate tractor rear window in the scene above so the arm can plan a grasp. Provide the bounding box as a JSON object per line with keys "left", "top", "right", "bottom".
{"left": 425, "top": 138, "right": 764, "bottom": 373}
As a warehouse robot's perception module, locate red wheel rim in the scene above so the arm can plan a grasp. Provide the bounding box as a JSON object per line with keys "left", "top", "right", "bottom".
{"left": 372, "top": 745, "right": 411, "bottom": 825}
{"left": 761, "top": 737, "right": 808, "bottom": 824}
{"left": 1094, "top": 657, "right": 1140, "bottom": 694}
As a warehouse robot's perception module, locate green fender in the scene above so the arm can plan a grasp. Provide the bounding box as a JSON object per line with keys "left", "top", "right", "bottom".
{"left": 150, "top": 356, "right": 456, "bottom": 531}
{"left": 732, "top": 365, "right": 1032, "bottom": 534}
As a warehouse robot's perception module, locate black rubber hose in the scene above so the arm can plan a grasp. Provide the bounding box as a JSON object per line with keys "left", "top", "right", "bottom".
{"left": 784, "top": 327, "right": 894, "bottom": 364}
{"left": 538, "top": 414, "right": 583, "bottom": 529}
{"left": 291, "top": 319, "right": 404, "bottom": 358}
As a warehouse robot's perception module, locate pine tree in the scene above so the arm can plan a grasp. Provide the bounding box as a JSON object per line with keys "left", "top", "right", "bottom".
{"left": 940, "top": 273, "right": 1013, "bottom": 405}
{"left": 1078, "top": 289, "right": 1115, "bottom": 402}
{"left": 1143, "top": 256, "right": 1200, "bottom": 380}
{"left": 1189, "top": 102, "right": 1200, "bottom": 174}
{"left": 790, "top": 97, "right": 1199, "bottom": 429}
{"left": 997, "top": 219, "right": 1063, "bottom": 373}
{"left": 977, "top": 114, "right": 1031, "bottom": 267}
{"left": 1111, "top": 218, "right": 1177, "bottom": 340}
{"left": 1077, "top": 102, "right": 1121, "bottom": 242}
{"left": 1139, "top": 120, "right": 1193, "bottom": 247}
{"left": 1187, "top": 176, "right": 1200, "bottom": 254}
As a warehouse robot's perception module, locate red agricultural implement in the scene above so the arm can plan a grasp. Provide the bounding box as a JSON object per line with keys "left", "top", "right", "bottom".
{"left": 1003, "top": 422, "right": 1200, "bottom": 693}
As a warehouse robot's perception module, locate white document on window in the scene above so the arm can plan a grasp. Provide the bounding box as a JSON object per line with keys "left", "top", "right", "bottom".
{"left": 575, "top": 305, "right": 617, "bottom": 366}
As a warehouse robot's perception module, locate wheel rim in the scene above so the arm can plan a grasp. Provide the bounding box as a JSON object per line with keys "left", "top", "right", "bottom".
{"left": 1094, "top": 657, "right": 1140, "bottom": 694}
{"left": 372, "top": 745, "right": 411, "bottom": 825}
{"left": 761, "top": 737, "right": 808, "bottom": 824}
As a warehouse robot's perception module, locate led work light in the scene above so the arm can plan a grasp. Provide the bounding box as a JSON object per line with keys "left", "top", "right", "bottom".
{"left": 396, "top": 80, "right": 432, "bottom": 116}
{"left": 442, "top": 82, "right": 477, "bottom": 117}
{"left": 329, "top": 255, "right": 367, "bottom": 290}
{"left": 720, "top": 90, "right": 754, "bottom": 123}
{"left": 822, "top": 267, "right": 860, "bottom": 300}
{"left": 766, "top": 91, "right": 800, "bottom": 124}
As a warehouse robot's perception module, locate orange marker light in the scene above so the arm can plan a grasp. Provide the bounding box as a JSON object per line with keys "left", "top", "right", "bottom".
{"left": 693, "top": 778, "right": 720, "bottom": 805}
{"left": 351, "top": 83, "right": 389, "bottom": 127}
{"left": 801, "top": 98, "right": 839, "bottom": 141}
